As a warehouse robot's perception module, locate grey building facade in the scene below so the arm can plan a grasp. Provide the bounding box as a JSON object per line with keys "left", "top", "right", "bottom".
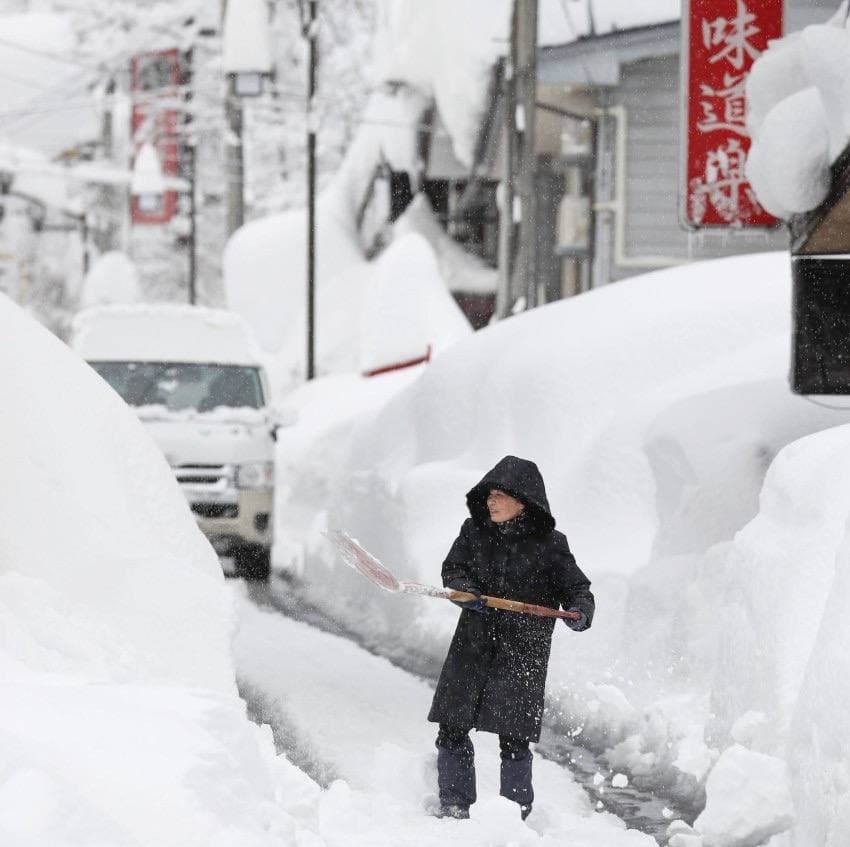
{"left": 536, "top": 0, "right": 840, "bottom": 291}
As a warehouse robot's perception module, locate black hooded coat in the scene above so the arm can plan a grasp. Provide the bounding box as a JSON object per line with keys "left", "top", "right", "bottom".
{"left": 427, "top": 456, "right": 595, "bottom": 741}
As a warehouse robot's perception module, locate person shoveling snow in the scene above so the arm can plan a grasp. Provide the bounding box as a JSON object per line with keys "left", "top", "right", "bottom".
{"left": 427, "top": 456, "right": 595, "bottom": 821}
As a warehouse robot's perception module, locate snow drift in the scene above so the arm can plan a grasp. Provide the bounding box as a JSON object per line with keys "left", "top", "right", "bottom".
{"left": 0, "top": 292, "right": 321, "bottom": 845}
{"left": 274, "top": 251, "right": 850, "bottom": 844}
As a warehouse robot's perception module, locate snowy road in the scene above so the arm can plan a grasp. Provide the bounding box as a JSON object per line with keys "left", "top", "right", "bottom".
{"left": 231, "top": 583, "right": 655, "bottom": 846}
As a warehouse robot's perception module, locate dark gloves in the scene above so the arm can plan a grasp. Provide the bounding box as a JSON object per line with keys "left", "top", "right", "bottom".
{"left": 447, "top": 579, "right": 489, "bottom": 614}
{"left": 563, "top": 608, "right": 588, "bottom": 631}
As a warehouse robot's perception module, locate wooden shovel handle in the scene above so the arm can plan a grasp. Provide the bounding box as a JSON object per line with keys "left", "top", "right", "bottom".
{"left": 448, "top": 591, "right": 581, "bottom": 620}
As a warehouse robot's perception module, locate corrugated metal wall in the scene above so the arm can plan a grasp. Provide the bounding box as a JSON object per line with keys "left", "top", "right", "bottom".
{"left": 601, "top": 54, "right": 787, "bottom": 284}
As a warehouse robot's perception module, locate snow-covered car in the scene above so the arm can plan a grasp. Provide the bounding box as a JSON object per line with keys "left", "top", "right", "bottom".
{"left": 71, "top": 304, "right": 279, "bottom": 579}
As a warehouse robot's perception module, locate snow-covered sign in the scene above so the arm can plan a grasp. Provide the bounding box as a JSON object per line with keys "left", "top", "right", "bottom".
{"left": 130, "top": 49, "right": 183, "bottom": 224}
{"left": 682, "top": 0, "right": 782, "bottom": 228}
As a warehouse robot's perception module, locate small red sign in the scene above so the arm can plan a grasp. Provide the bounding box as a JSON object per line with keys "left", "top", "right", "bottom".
{"left": 683, "top": 0, "right": 783, "bottom": 228}
{"left": 130, "top": 48, "right": 182, "bottom": 225}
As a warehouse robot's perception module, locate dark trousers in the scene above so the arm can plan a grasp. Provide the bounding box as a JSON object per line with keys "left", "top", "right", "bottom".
{"left": 435, "top": 724, "right": 534, "bottom": 809}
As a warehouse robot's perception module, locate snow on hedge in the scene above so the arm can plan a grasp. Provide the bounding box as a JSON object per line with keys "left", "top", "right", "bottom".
{"left": 747, "top": 2, "right": 850, "bottom": 218}
{"left": 0, "top": 293, "right": 325, "bottom": 845}
{"left": 273, "top": 251, "right": 850, "bottom": 843}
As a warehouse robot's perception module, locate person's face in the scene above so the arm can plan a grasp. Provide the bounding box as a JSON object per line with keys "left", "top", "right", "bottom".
{"left": 486, "top": 489, "right": 525, "bottom": 523}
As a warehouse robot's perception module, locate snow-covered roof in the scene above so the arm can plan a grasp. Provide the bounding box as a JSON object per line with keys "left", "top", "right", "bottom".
{"left": 70, "top": 304, "right": 265, "bottom": 366}
{"left": 373, "top": 0, "right": 680, "bottom": 166}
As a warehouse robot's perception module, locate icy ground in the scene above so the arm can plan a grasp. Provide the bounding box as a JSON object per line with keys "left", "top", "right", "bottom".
{"left": 231, "top": 583, "right": 656, "bottom": 847}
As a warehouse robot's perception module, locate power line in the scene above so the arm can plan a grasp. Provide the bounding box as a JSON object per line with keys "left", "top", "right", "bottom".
{"left": 0, "top": 67, "right": 56, "bottom": 89}
{"left": 0, "top": 34, "right": 99, "bottom": 69}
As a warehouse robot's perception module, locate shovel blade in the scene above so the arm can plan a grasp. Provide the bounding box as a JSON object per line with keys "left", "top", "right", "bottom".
{"left": 325, "top": 529, "right": 401, "bottom": 592}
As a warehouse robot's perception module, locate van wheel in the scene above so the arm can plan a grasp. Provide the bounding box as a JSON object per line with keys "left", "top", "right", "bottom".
{"left": 234, "top": 545, "right": 271, "bottom": 581}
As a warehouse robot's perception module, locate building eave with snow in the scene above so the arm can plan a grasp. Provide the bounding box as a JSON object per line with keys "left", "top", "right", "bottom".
{"left": 454, "top": 1, "right": 840, "bottom": 296}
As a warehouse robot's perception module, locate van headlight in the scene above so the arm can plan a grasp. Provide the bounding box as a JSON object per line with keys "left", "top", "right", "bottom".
{"left": 235, "top": 461, "right": 274, "bottom": 490}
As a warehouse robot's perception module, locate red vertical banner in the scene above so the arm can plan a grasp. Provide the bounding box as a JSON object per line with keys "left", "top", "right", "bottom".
{"left": 682, "top": 0, "right": 783, "bottom": 228}
{"left": 130, "top": 49, "right": 182, "bottom": 225}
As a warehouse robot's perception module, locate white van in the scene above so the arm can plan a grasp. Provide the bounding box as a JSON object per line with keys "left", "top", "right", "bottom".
{"left": 71, "top": 304, "right": 281, "bottom": 579}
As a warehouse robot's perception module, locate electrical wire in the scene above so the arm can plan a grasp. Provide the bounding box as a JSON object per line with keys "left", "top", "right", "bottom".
{"left": 0, "top": 34, "right": 100, "bottom": 69}
{"left": 555, "top": 0, "right": 595, "bottom": 86}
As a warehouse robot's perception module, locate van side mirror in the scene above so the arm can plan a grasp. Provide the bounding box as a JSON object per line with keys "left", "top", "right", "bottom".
{"left": 268, "top": 404, "right": 298, "bottom": 431}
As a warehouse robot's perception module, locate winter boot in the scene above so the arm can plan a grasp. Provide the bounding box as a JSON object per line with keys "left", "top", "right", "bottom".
{"left": 436, "top": 737, "right": 476, "bottom": 813}
{"left": 435, "top": 804, "right": 470, "bottom": 820}
{"left": 500, "top": 748, "right": 534, "bottom": 813}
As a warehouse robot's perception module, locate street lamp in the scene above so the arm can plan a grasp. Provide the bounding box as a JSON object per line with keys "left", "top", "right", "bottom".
{"left": 221, "top": 0, "right": 272, "bottom": 237}
{"left": 222, "top": 0, "right": 272, "bottom": 97}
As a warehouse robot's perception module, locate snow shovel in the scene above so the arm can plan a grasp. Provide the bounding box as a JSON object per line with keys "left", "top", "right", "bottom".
{"left": 325, "top": 529, "right": 581, "bottom": 621}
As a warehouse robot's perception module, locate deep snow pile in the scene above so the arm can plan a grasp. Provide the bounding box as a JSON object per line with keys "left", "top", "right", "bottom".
{"left": 273, "top": 251, "right": 850, "bottom": 845}
{"left": 222, "top": 90, "right": 472, "bottom": 391}
{"left": 0, "top": 293, "right": 324, "bottom": 845}
{"left": 747, "top": 2, "right": 849, "bottom": 217}
{"left": 79, "top": 251, "right": 141, "bottom": 309}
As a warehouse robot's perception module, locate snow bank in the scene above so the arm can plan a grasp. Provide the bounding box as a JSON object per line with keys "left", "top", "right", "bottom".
{"left": 359, "top": 232, "right": 471, "bottom": 374}
{"left": 747, "top": 5, "right": 850, "bottom": 218}
{"left": 79, "top": 251, "right": 141, "bottom": 309}
{"left": 394, "top": 195, "right": 497, "bottom": 295}
{"left": 693, "top": 745, "right": 792, "bottom": 846}
{"left": 223, "top": 88, "right": 473, "bottom": 390}
{"left": 274, "top": 251, "right": 850, "bottom": 840}
{"left": 223, "top": 88, "right": 433, "bottom": 383}
{"left": 0, "top": 292, "right": 328, "bottom": 845}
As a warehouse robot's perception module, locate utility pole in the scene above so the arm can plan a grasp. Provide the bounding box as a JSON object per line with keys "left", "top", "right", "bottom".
{"left": 306, "top": 0, "right": 318, "bottom": 380}
{"left": 514, "top": 0, "right": 539, "bottom": 310}
{"left": 222, "top": 0, "right": 243, "bottom": 238}
{"left": 496, "top": 38, "right": 517, "bottom": 319}
{"left": 182, "top": 47, "right": 197, "bottom": 304}
{"left": 225, "top": 78, "right": 244, "bottom": 237}
{"left": 497, "top": 0, "right": 538, "bottom": 318}
{"left": 186, "top": 140, "right": 197, "bottom": 304}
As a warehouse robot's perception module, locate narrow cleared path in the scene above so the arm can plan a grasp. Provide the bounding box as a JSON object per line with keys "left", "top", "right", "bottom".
{"left": 237, "top": 575, "right": 696, "bottom": 844}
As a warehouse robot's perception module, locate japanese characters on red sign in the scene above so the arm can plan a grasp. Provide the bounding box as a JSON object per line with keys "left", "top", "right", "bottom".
{"left": 683, "top": 0, "right": 783, "bottom": 228}
{"left": 130, "top": 49, "right": 182, "bottom": 225}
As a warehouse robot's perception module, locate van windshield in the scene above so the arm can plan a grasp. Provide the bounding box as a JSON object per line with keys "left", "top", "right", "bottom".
{"left": 90, "top": 362, "right": 264, "bottom": 412}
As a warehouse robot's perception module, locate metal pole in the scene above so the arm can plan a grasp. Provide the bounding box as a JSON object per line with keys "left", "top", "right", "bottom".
{"left": 187, "top": 141, "right": 197, "bottom": 304}
{"left": 516, "top": 0, "right": 538, "bottom": 309}
{"left": 306, "top": 0, "right": 318, "bottom": 380}
{"left": 225, "top": 77, "right": 244, "bottom": 237}
{"left": 496, "top": 23, "right": 517, "bottom": 320}
{"left": 81, "top": 215, "right": 89, "bottom": 276}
